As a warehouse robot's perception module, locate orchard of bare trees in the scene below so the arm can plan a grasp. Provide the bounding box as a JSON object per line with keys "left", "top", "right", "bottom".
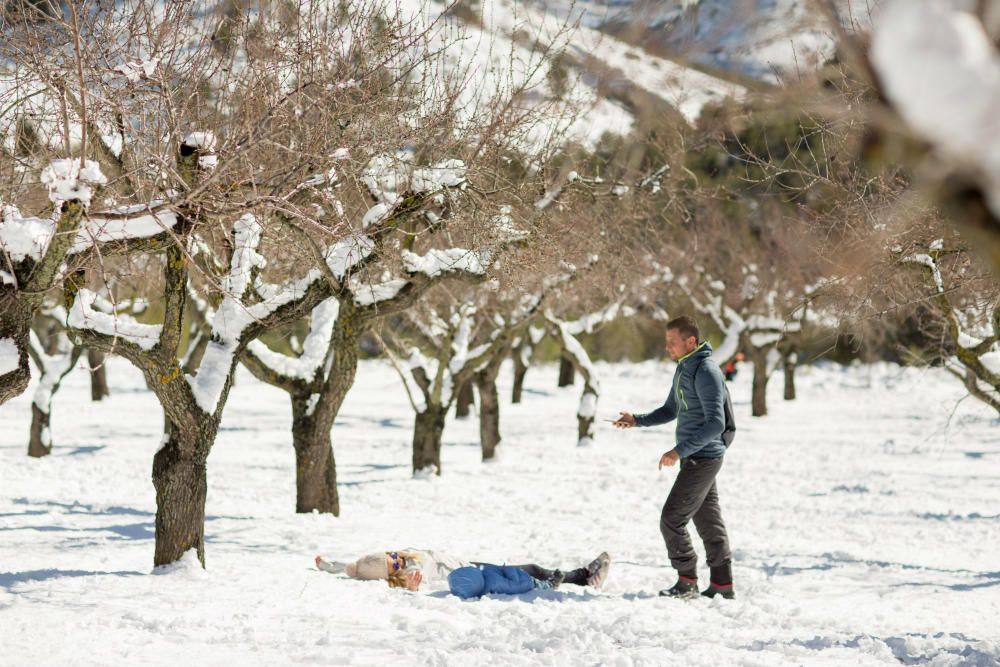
{"left": 3, "top": 0, "right": 1000, "bottom": 575}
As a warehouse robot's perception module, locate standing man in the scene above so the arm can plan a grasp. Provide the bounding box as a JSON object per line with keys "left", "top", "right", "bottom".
{"left": 615, "top": 315, "right": 734, "bottom": 599}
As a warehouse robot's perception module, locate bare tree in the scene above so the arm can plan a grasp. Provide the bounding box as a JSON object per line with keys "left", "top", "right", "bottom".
{"left": 1, "top": 0, "right": 579, "bottom": 567}
{"left": 901, "top": 238, "right": 1000, "bottom": 413}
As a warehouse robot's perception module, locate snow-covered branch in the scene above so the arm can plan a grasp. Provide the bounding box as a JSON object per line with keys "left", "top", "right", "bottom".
{"left": 244, "top": 298, "right": 339, "bottom": 385}
{"left": 67, "top": 289, "right": 163, "bottom": 352}
{"left": 905, "top": 243, "right": 1000, "bottom": 412}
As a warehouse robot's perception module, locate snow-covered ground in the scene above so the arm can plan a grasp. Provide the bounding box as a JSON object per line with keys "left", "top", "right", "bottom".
{"left": 1, "top": 357, "right": 999, "bottom": 665}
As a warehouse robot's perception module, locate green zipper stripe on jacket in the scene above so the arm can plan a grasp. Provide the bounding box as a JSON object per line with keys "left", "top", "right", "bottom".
{"left": 674, "top": 342, "right": 708, "bottom": 411}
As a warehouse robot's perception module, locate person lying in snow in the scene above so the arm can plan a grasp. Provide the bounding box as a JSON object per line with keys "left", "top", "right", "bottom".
{"left": 314, "top": 549, "right": 611, "bottom": 594}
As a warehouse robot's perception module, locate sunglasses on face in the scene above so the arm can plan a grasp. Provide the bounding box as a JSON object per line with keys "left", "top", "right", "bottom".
{"left": 389, "top": 552, "right": 406, "bottom": 571}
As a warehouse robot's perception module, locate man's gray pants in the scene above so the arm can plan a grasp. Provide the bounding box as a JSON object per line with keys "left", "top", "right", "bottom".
{"left": 660, "top": 456, "right": 731, "bottom": 580}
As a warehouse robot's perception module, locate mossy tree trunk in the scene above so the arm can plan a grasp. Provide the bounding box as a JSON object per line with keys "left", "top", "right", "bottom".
{"left": 0, "top": 291, "right": 35, "bottom": 407}
{"left": 295, "top": 318, "right": 361, "bottom": 515}
{"left": 0, "top": 202, "right": 85, "bottom": 408}
{"left": 290, "top": 390, "right": 340, "bottom": 515}
{"left": 152, "top": 419, "right": 214, "bottom": 566}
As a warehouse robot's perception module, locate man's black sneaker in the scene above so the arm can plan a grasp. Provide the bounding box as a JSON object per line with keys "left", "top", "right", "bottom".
{"left": 659, "top": 577, "right": 699, "bottom": 598}
{"left": 701, "top": 582, "right": 735, "bottom": 599}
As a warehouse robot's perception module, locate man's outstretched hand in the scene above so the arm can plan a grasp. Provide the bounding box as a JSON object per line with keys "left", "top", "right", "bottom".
{"left": 613, "top": 412, "right": 636, "bottom": 429}
{"left": 658, "top": 449, "right": 679, "bottom": 469}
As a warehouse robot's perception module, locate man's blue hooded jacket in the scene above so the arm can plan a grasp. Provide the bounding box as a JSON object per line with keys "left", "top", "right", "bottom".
{"left": 635, "top": 341, "right": 727, "bottom": 459}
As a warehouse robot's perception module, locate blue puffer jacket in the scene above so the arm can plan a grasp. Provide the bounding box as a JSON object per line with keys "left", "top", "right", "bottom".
{"left": 448, "top": 564, "right": 535, "bottom": 599}
{"left": 635, "top": 341, "right": 727, "bottom": 459}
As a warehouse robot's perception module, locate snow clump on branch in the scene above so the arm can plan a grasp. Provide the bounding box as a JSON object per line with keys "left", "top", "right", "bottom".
{"left": 225, "top": 214, "right": 266, "bottom": 298}
{"left": 40, "top": 159, "right": 107, "bottom": 207}
{"left": 183, "top": 131, "right": 218, "bottom": 170}
{"left": 402, "top": 248, "right": 488, "bottom": 278}
{"left": 362, "top": 153, "right": 467, "bottom": 206}
{"left": 114, "top": 59, "right": 158, "bottom": 83}
{"left": 67, "top": 289, "right": 163, "bottom": 351}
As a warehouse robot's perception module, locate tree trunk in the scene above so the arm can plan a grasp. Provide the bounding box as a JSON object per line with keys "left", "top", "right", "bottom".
{"left": 27, "top": 347, "right": 82, "bottom": 457}
{"left": 512, "top": 352, "right": 528, "bottom": 404}
{"left": 412, "top": 406, "right": 445, "bottom": 475}
{"left": 152, "top": 427, "right": 210, "bottom": 567}
{"left": 240, "top": 307, "right": 363, "bottom": 517}
{"left": 577, "top": 389, "right": 597, "bottom": 447}
{"left": 750, "top": 349, "right": 768, "bottom": 417}
{"left": 27, "top": 403, "right": 52, "bottom": 457}
{"left": 455, "top": 380, "right": 474, "bottom": 418}
{"left": 476, "top": 370, "right": 501, "bottom": 461}
{"left": 293, "top": 314, "right": 361, "bottom": 514}
{"left": 0, "top": 289, "right": 31, "bottom": 407}
{"left": 557, "top": 354, "right": 575, "bottom": 387}
{"left": 291, "top": 391, "right": 339, "bottom": 515}
{"left": 783, "top": 351, "right": 797, "bottom": 401}
{"left": 88, "top": 348, "right": 110, "bottom": 401}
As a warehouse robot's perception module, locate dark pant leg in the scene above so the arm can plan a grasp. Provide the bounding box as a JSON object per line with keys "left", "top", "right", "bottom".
{"left": 559, "top": 567, "right": 589, "bottom": 586}
{"left": 660, "top": 457, "right": 724, "bottom": 578}
{"left": 513, "top": 563, "right": 589, "bottom": 586}
{"left": 513, "top": 563, "right": 553, "bottom": 581}
{"left": 691, "top": 479, "right": 731, "bottom": 579}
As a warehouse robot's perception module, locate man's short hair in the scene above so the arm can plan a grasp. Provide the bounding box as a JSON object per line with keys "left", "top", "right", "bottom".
{"left": 666, "top": 315, "right": 700, "bottom": 342}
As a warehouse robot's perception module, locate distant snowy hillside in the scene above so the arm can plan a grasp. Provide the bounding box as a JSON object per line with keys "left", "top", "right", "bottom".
{"left": 530, "top": 0, "right": 876, "bottom": 83}
{"left": 431, "top": 0, "right": 746, "bottom": 135}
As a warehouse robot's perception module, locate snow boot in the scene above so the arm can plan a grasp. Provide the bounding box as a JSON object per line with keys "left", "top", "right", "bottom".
{"left": 659, "top": 575, "right": 699, "bottom": 598}
{"left": 702, "top": 564, "right": 734, "bottom": 598}
{"left": 586, "top": 552, "right": 611, "bottom": 589}
{"left": 701, "top": 582, "right": 735, "bottom": 599}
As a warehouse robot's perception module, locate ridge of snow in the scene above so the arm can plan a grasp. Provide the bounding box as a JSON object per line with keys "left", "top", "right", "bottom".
{"left": 225, "top": 214, "right": 266, "bottom": 298}
{"left": 323, "top": 235, "right": 375, "bottom": 279}
{"left": 402, "top": 248, "right": 488, "bottom": 278}
{"left": 246, "top": 298, "right": 339, "bottom": 381}
{"left": 0, "top": 214, "right": 55, "bottom": 263}
{"left": 352, "top": 278, "right": 409, "bottom": 306}
{"left": 188, "top": 267, "right": 322, "bottom": 414}
{"left": 71, "top": 204, "right": 179, "bottom": 255}
{"left": 188, "top": 213, "right": 328, "bottom": 414}
{"left": 2, "top": 200, "right": 178, "bottom": 262}
{"left": 67, "top": 288, "right": 163, "bottom": 351}
{"left": 904, "top": 253, "right": 944, "bottom": 293}
{"left": 411, "top": 160, "right": 467, "bottom": 192}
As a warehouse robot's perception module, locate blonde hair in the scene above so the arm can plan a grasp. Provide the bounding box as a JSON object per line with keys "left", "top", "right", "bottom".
{"left": 386, "top": 550, "right": 421, "bottom": 588}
